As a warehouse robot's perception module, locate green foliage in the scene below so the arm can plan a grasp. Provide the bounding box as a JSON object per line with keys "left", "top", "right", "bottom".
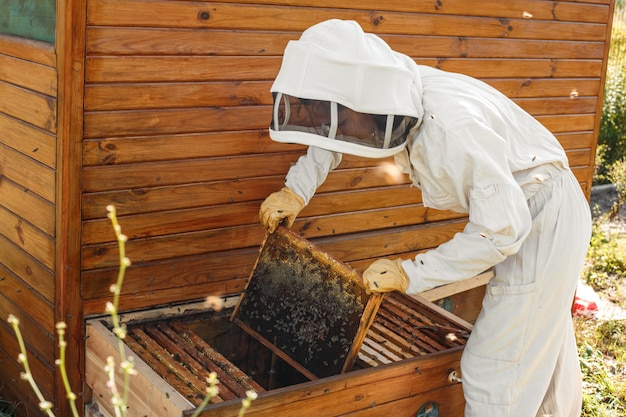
{"left": 609, "top": 158, "right": 626, "bottom": 205}
{"left": 578, "top": 225, "right": 626, "bottom": 416}
{"left": 597, "top": 7, "right": 626, "bottom": 184}
{"left": 578, "top": 321, "right": 626, "bottom": 417}
{"left": 586, "top": 157, "right": 626, "bottom": 303}
{"left": 596, "top": 320, "right": 626, "bottom": 366}
{"left": 578, "top": 148, "right": 626, "bottom": 417}
{"left": 584, "top": 223, "right": 626, "bottom": 301}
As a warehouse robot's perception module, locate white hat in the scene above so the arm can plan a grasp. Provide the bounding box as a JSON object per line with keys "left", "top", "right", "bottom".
{"left": 269, "top": 19, "right": 422, "bottom": 158}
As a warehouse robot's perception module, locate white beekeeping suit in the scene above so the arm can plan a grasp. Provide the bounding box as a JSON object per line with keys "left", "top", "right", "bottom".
{"left": 260, "top": 19, "right": 591, "bottom": 417}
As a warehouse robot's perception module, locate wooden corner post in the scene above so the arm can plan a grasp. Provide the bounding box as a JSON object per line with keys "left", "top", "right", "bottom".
{"left": 55, "top": 0, "right": 88, "bottom": 415}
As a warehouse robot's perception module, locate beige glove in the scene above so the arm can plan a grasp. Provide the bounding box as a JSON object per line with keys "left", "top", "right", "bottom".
{"left": 259, "top": 187, "right": 306, "bottom": 233}
{"left": 362, "top": 258, "right": 410, "bottom": 294}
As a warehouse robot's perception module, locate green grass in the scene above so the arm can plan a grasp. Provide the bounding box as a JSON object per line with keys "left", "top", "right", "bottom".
{"left": 584, "top": 222, "right": 626, "bottom": 309}
{"left": 578, "top": 219, "right": 626, "bottom": 417}
{"left": 577, "top": 205, "right": 626, "bottom": 416}
{"left": 577, "top": 316, "right": 626, "bottom": 417}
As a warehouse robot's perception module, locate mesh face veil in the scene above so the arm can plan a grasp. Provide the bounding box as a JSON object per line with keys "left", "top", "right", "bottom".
{"left": 271, "top": 93, "right": 418, "bottom": 158}
{"left": 268, "top": 19, "right": 423, "bottom": 158}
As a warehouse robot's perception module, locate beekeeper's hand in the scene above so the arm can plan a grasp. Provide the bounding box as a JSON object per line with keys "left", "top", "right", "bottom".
{"left": 363, "top": 258, "right": 409, "bottom": 294}
{"left": 259, "top": 187, "right": 306, "bottom": 233}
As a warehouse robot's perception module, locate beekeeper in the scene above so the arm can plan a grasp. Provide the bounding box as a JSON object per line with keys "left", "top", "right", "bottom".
{"left": 259, "top": 19, "right": 591, "bottom": 417}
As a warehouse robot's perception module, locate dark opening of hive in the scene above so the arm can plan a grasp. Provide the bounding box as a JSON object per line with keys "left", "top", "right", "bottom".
{"left": 123, "top": 308, "right": 307, "bottom": 407}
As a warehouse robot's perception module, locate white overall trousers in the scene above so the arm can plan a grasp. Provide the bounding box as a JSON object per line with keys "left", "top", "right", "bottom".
{"left": 461, "top": 165, "right": 591, "bottom": 417}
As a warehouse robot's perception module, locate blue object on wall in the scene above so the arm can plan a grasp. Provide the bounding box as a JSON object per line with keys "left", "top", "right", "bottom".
{"left": 416, "top": 401, "right": 439, "bottom": 417}
{"left": 0, "top": 0, "right": 56, "bottom": 44}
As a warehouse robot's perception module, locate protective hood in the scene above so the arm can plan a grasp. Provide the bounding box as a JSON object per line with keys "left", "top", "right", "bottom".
{"left": 269, "top": 19, "right": 424, "bottom": 158}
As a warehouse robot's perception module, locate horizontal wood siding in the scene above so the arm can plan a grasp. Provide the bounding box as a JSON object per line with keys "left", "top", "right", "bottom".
{"left": 83, "top": 0, "right": 612, "bottom": 314}
{"left": 0, "top": 34, "right": 57, "bottom": 412}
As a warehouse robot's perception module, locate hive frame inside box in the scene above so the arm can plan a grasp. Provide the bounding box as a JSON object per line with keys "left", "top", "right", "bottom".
{"left": 230, "top": 226, "right": 384, "bottom": 380}
{"left": 86, "top": 301, "right": 212, "bottom": 417}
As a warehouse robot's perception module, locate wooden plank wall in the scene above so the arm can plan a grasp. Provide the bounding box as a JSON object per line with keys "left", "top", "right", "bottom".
{"left": 82, "top": 0, "right": 613, "bottom": 315}
{"left": 0, "top": 34, "right": 57, "bottom": 416}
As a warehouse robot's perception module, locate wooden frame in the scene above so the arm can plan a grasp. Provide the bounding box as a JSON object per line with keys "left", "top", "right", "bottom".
{"left": 231, "top": 227, "right": 383, "bottom": 380}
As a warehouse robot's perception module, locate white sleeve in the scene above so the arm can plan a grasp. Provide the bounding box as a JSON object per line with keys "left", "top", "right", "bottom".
{"left": 285, "top": 146, "right": 343, "bottom": 205}
{"left": 403, "top": 182, "right": 531, "bottom": 294}
{"left": 402, "top": 120, "right": 532, "bottom": 294}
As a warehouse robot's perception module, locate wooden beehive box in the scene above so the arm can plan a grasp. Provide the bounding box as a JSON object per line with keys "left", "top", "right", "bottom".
{"left": 86, "top": 228, "right": 472, "bottom": 417}
{"left": 87, "top": 294, "right": 471, "bottom": 417}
